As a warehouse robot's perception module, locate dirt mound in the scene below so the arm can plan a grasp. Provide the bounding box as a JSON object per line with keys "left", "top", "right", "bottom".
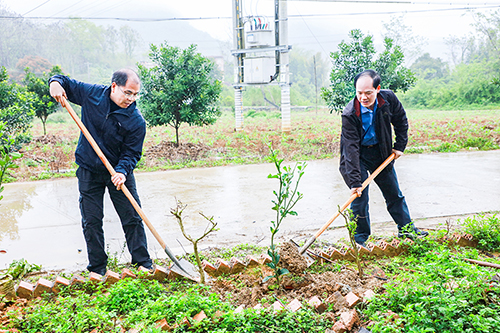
{"left": 279, "top": 241, "right": 309, "bottom": 275}
{"left": 145, "top": 141, "right": 210, "bottom": 164}
{"left": 32, "top": 134, "right": 66, "bottom": 145}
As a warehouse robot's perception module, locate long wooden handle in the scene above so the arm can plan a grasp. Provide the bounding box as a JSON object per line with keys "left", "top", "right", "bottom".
{"left": 63, "top": 99, "right": 167, "bottom": 249}
{"left": 299, "top": 152, "right": 396, "bottom": 254}
{"left": 314, "top": 152, "right": 396, "bottom": 238}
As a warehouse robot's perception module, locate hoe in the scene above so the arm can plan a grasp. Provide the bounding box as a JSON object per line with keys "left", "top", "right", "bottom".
{"left": 294, "top": 153, "right": 396, "bottom": 265}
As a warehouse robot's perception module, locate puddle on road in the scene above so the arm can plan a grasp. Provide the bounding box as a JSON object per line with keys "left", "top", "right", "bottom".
{"left": 1, "top": 151, "right": 499, "bottom": 272}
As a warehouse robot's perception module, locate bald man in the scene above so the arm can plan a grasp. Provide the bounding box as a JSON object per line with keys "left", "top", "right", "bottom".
{"left": 50, "top": 69, "right": 153, "bottom": 275}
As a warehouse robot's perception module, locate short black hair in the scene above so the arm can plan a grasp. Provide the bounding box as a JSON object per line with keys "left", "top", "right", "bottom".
{"left": 354, "top": 69, "right": 381, "bottom": 89}
{"left": 111, "top": 69, "right": 140, "bottom": 87}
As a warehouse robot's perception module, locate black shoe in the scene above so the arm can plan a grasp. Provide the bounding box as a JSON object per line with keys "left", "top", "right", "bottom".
{"left": 398, "top": 227, "right": 429, "bottom": 240}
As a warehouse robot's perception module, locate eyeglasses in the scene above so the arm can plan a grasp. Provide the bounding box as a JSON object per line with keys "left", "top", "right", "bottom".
{"left": 117, "top": 86, "right": 140, "bottom": 100}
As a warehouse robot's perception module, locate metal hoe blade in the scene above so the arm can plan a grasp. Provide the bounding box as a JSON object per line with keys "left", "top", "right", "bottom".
{"left": 164, "top": 244, "right": 200, "bottom": 282}
{"left": 289, "top": 239, "right": 315, "bottom": 267}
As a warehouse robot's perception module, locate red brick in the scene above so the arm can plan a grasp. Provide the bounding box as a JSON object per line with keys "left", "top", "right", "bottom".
{"left": 152, "top": 265, "right": 169, "bottom": 281}
{"left": 362, "top": 289, "right": 376, "bottom": 301}
{"left": 52, "top": 276, "right": 70, "bottom": 293}
{"left": 202, "top": 260, "right": 217, "bottom": 276}
{"left": 215, "top": 259, "right": 231, "bottom": 275}
{"left": 138, "top": 266, "right": 153, "bottom": 277}
{"left": 383, "top": 243, "right": 398, "bottom": 257}
{"left": 326, "top": 291, "right": 347, "bottom": 311}
{"left": 234, "top": 304, "right": 245, "bottom": 314}
{"left": 328, "top": 249, "right": 345, "bottom": 261}
{"left": 272, "top": 301, "right": 284, "bottom": 312}
{"left": 370, "top": 245, "right": 385, "bottom": 257}
{"left": 89, "top": 272, "right": 103, "bottom": 283}
{"left": 70, "top": 274, "right": 86, "bottom": 285}
{"left": 345, "top": 292, "right": 361, "bottom": 308}
{"left": 15, "top": 281, "right": 34, "bottom": 299}
{"left": 33, "top": 278, "right": 53, "bottom": 297}
{"left": 230, "top": 258, "right": 246, "bottom": 274}
{"left": 340, "top": 309, "right": 359, "bottom": 330}
{"left": 245, "top": 256, "right": 260, "bottom": 268}
{"left": 253, "top": 304, "right": 263, "bottom": 310}
{"left": 121, "top": 268, "right": 136, "bottom": 279}
{"left": 104, "top": 271, "right": 121, "bottom": 285}
{"left": 259, "top": 254, "right": 271, "bottom": 265}
{"left": 214, "top": 310, "right": 225, "bottom": 319}
{"left": 358, "top": 246, "right": 372, "bottom": 256}
{"left": 193, "top": 310, "right": 207, "bottom": 322}
{"left": 319, "top": 251, "right": 331, "bottom": 259}
{"left": 331, "top": 321, "right": 347, "bottom": 333}
{"left": 178, "top": 317, "right": 191, "bottom": 327}
{"left": 286, "top": 298, "right": 302, "bottom": 312}
{"left": 155, "top": 318, "right": 172, "bottom": 331}
{"left": 308, "top": 296, "right": 327, "bottom": 313}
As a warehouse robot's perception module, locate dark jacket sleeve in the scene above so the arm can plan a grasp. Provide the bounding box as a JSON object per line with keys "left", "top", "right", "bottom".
{"left": 388, "top": 91, "right": 408, "bottom": 152}
{"left": 339, "top": 102, "right": 363, "bottom": 189}
{"left": 114, "top": 115, "right": 146, "bottom": 177}
{"left": 49, "top": 75, "right": 96, "bottom": 106}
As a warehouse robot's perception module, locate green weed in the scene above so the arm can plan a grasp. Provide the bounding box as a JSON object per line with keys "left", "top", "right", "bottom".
{"left": 363, "top": 242, "right": 500, "bottom": 333}
{"left": 460, "top": 214, "right": 500, "bottom": 251}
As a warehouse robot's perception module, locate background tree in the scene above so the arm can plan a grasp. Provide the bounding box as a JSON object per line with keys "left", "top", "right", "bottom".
{"left": 23, "top": 65, "right": 65, "bottom": 135}
{"left": 321, "top": 29, "right": 416, "bottom": 113}
{"left": 119, "top": 25, "right": 141, "bottom": 60}
{"left": 444, "top": 34, "right": 476, "bottom": 66}
{"left": 138, "top": 43, "right": 222, "bottom": 146}
{"left": 0, "top": 67, "right": 34, "bottom": 148}
{"left": 411, "top": 53, "right": 449, "bottom": 80}
{"left": 382, "top": 15, "right": 427, "bottom": 64}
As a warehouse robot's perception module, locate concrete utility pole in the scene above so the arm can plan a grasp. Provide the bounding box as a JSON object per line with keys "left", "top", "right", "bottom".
{"left": 232, "top": 0, "right": 244, "bottom": 131}
{"left": 231, "top": 0, "right": 291, "bottom": 133}
{"left": 278, "top": 0, "right": 291, "bottom": 133}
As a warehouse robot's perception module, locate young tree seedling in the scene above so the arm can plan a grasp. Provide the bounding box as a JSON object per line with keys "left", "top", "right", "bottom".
{"left": 340, "top": 207, "right": 364, "bottom": 278}
{"left": 264, "top": 147, "right": 306, "bottom": 287}
{"left": 171, "top": 199, "right": 218, "bottom": 284}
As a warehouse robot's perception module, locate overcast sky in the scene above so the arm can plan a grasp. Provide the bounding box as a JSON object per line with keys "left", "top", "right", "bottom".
{"left": 2, "top": 0, "right": 500, "bottom": 62}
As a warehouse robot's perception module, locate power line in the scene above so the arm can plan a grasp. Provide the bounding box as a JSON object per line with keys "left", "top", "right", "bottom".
{"left": 1, "top": 2, "right": 499, "bottom": 23}
{"left": 22, "top": 0, "right": 51, "bottom": 16}
{"left": 291, "top": 1, "right": 330, "bottom": 57}
{"left": 2, "top": 3, "right": 499, "bottom": 22}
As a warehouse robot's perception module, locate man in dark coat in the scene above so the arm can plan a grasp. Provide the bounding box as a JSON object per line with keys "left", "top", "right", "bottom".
{"left": 49, "top": 69, "right": 153, "bottom": 275}
{"left": 339, "top": 69, "right": 428, "bottom": 246}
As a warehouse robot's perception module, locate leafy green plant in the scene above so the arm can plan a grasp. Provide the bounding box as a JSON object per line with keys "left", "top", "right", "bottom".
{"left": 461, "top": 214, "right": 500, "bottom": 251}
{"left": 264, "top": 147, "right": 306, "bottom": 286}
{"left": 5, "top": 258, "right": 41, "bottom": 280}
{"left": 363, "top": 242, "right": 500, "bottom": 333}
{"left": 0, "top": 122, "right": 22, "bottom": 200}
{"left": 339, "top": 208, "right": 363, "bottom": 277}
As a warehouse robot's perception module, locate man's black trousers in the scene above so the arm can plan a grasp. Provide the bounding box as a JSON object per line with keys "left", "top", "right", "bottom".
{"left": 76, "top": 167, "right": 153, "bottom": 275}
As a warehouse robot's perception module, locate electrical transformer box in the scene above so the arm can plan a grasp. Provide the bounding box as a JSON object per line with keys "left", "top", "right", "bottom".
{"left": 245, "top": 30, "right": 274, "bottom": 48}
{"left": 244, "top": 56, "right": 275, "bottom": 84}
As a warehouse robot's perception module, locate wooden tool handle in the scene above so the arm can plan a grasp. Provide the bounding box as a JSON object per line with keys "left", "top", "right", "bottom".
{"left": 63, "top": 99, "right": 167, "bottom": 249}
{"left": 313, "top": 152, "right": 396, "bottom": 238}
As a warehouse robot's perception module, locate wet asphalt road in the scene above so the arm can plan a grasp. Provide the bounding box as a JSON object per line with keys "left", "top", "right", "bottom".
{"left": 1, "top": 150, "right": 499, "bottom": 271}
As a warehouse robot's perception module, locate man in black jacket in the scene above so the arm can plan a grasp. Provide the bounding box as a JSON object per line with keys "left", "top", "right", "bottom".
{"left": 49, "top": 69, "right": 153, "bottom": 275}
{"left": 339, "top": 69, "right": 427, "bottom": 246}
